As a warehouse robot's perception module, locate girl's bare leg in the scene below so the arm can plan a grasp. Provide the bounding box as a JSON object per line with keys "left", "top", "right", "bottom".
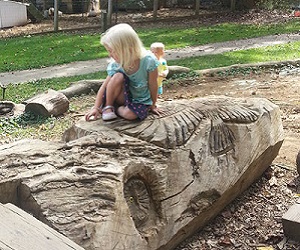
{"left": 104, "top": 72, "right": 125, "bottom": 113}
{"left": 117, "top": 106, "right": 138, "bottom": 120}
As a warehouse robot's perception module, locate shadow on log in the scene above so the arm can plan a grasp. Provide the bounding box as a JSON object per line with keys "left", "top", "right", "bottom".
{"left": 0, "top": 96, "right": 283, "bottom": 250}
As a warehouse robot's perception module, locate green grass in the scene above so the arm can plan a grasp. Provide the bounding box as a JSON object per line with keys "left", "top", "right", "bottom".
{"left": 3, "top": 71, "right": 106, "bottom": 104}
{"left": 1, "top": 19, "right": 300, "bottom": 72}
{"left": 169, "top": 41, "right": 300, "bottom": 70}
{"left": 0, "top": 72, "right": 106, "bottom": 142}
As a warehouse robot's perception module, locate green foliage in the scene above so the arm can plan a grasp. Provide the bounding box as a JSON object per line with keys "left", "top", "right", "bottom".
{"left": 167, "top": 71, "right": 200, "bottom": 80}
{"left": 256, "top": 0, "right": 293, "bottom": 10}
{"left": 0, "top": 111, "right": 53, "bottom": 139}
{"left": 119, "top": 0, "right": 151, "bottom": 9}
{"left": 0, "top": 111, "right": 74, "bottom": 142}
{"left": 0, "top": 72, "right": 106, "bottom": 142}
{"left": 0, "top": 117, "right": 20, "bottom": 136}
{"left": 0, "top": 32, "right": 103, "bottom": 72}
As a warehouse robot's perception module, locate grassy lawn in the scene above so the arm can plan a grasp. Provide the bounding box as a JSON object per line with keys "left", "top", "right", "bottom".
{"left": 169, "top": 41, "right": 300, "bottom": 70}
{"left": 1, "top": 19, "right": 300, "bottom": 72}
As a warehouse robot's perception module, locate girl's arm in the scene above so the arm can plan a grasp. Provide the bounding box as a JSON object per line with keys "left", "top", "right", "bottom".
{"left": 148, "top": 69, "right": 161, "bottom": 114}
{"left": 85, "top": 75, "right": 111, "bottom": 121}
{"left": 94, "top": 75, "right": 111, "bottom": 109}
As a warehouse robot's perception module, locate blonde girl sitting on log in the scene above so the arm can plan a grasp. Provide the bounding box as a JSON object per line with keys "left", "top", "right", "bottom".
{"left": 85, "top": 23, "right": 161, "bottom": 122}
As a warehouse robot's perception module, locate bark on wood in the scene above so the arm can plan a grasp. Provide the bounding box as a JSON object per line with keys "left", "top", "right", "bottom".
{"left": 0, "top": 96, "right": 284, "bottom": 250}
{"left": 24, "top": 89, "right": 69, "bottom": 117}
{"left": 0, "top": 101, "right": 25, "bottom": 117}
{"left": 296, "top": 150, "right": 300, "bottom": 175}
{"left": 59, "top": 79, "right": 104, "bottom": 99}
{"left": 196, "top": 59, "right": 300, "bottom": 77}
{"left": 167, "top": 65, "right": 191, "bottom": 78}
{"left": 0, "top": 203, "right": 84, "bottom": 250}
{"left": 282, "top": 200, "right": 300, "bottom": 241}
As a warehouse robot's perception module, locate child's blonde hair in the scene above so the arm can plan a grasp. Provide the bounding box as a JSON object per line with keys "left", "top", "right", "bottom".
{"left": 150, "top": 42, "right": 165, "bottom": 50}
{"left": 101, "top": 23, "right": 146, "bottom": 72}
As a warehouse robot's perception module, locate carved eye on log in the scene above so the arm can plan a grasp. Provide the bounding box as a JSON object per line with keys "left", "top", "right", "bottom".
{"left": 124, "top": 177, "right": 151, "bottom": 229}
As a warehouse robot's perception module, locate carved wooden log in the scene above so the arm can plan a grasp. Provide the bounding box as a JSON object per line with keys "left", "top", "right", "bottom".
{"left": 0, "top": 96, "right": 283, "bottom": 250}
{"left": 24, "top": 89, "right": 69, "bottom": 117}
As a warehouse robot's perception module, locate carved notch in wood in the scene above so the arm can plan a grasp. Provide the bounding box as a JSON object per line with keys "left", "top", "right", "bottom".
{"left": 124, "top": 176, "right": 161, "bottom": 237}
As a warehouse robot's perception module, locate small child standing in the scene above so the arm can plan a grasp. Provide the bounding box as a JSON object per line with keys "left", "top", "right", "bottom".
{"left": 150, "top": 42, "right": 169, "bottom": 95}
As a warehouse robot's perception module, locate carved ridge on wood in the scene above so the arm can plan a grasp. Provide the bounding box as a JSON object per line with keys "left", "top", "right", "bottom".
{"left": 99, "top": 97, "right": 260, "bottom": 154}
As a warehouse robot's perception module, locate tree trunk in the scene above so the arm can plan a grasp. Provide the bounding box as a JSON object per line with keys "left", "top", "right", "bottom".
{"left": 59, "top": 79, "right": 104, "bottom": 99}
{"left": 107, "top": 0, "right": 113, "bottom": 26}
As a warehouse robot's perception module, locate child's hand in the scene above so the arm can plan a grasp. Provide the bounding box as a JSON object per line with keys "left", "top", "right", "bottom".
{"left": 150, "top": 105, "right": 163, "bottom": 116}
{"left": 85, "top": 107, "right": 101, "bottom": 121}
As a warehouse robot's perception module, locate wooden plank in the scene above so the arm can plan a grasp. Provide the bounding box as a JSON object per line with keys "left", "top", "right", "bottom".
{"left": 282, "top": 199, "right": 300, "bottom": 241}
{"left": 0, "top": 203, "right": 84, "bottom": 250}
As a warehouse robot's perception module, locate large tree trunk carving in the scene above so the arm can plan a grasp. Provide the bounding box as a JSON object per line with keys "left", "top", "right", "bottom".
{"left": 0, "top": 96, "right": 283, "bottom": 250}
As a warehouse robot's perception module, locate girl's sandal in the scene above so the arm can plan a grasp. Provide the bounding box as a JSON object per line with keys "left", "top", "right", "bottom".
{"left": 102, "top": 105, "right": 117, "bottom": 121}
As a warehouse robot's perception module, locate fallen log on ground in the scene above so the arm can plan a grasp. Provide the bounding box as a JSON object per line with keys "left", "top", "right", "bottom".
{"left": 24, "top": 89, "right": 69, "bottom": 117}
{"left": 0, "top": 96, "right": 284, "bottom": 250}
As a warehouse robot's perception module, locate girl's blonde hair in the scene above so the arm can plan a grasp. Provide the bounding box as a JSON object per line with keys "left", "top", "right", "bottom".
{"left": 100, "top": 23, "right": 146, "bottom": 72}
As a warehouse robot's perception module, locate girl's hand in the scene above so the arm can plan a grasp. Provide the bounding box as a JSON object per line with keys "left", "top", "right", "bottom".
{"left": 150, "top": 105, "right": 163, "bottom": 116}
{"left": 85, "top": 107, "right": 101, "bottom": 121}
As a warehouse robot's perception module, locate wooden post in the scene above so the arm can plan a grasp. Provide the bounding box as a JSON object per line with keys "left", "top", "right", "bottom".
{"left": 195, "top": 0, "right": 200, "bottom": 16}
{"left": 101, "top": 9, "right": 107, "bottom": 32}
{"left": 54, "top": 0, "right": 58, "bottom": 32}
{"left": 230, "top": 0, "right": 236, "bottom": 11}
{"left": 153, "top": 0, "right": 159, "bottom": 20}
{"left": 107, "top": 0, "right": 113, "bottom": 27}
